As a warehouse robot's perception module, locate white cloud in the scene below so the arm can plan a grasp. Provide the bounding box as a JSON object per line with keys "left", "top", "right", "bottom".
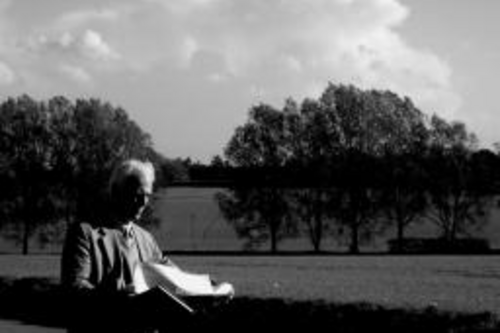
{"left": 0, "top": 0, "right": 460, "bottom": 120}
{"left": 54, "top": 8, "right": 122, "bottom": 31}
{"left": 207, "top": 72, "right": 227, "bottom": 83}
{"left": 147, "top": 0, "right": 220, "bottom": 15}
{"left": 79, "top": 29, "right": 120, "bottom": 61}
{"left": 0, "top": 60, "right": 14, "bottom": 84}
{"left": 0, "top": 1, "right": 16, "bottom": 86}
{"left": 59, "top": 64, "right": 91, "bottom": 83}
{"left": 28, "top": 29, "right": 120, "bottom": 62}
{"left": 351, "top": 30, "right": 460, "bottom": 118}
{"left": 141, "top": 0, "right": 459, "bottom": 117}
{"left": 178, "top": 36, "right": 199, "bottom": 68}
{"left": 5, "top": 3, "right": 130, "bottom": 89}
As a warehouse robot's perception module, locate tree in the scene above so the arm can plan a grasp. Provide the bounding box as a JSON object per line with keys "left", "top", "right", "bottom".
{"left": 374, "top": 95, "right": 430, "bottom": 251}
{"left": 218, "top": 104, "right": 295, "bottom": 252}
{"left": 379, "top": 153, "right": 428, "bottom": 251}
{"left": 216, "top": 187, "right": 295, "bottom": 251}
{"left": 286, "top": 98, "right": 343, "bottom": 252}
{"left": 46, "top": 96, "right": 79, "bottom": 226}
{"left": 220, "top": 83, "right": 443, "bottom": 253}
{"left": 220, "top": 82, "right": 495, "bottom": 253}
{"left": 317, "top": 85, "right": 402, "bottom": 252}
{"left": 294, "top": 84, "right": 433, "bottom": 253}
{"left": 424, "top": 115, "right": 491, "bottom": 241}
{"left": 0, "top": 95, "right": 59, "bottom": 254}
{"left": 155, "top": 156, "right": 190, "bottom": 186}
{"left": 333, "top": 152, "right": 386, "bottom": 253}
{"left": 0, "top": 95, "right": 160, "bottom": 253}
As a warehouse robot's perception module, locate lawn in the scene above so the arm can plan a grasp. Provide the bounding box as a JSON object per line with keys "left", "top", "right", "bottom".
{"left": 2, "top": 254, "right": 500, "bottom": 316}
{"left": 2, "top": 254, "right": 500, "bottom": 331}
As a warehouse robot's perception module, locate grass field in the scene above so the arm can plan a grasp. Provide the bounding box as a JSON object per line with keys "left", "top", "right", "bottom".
{"left": 2, "top": 254, "right": 500, "bottom": 316}
{"left": 1, "top": 254, "right": 500, "bottom": 331}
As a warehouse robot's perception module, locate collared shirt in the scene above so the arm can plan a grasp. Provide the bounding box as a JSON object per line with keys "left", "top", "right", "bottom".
{"left": 118, "top": 223, "right": 141, "bottom": 288}
{"left": 120, "top": 222, "right": 134, "bottom": 242}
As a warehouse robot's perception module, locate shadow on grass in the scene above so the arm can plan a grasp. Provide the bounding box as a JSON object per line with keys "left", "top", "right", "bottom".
{"left": 0, "top": 277, "right": 498, "bottom": 332}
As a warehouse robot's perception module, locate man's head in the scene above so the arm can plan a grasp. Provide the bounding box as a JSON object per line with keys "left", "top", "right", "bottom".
{"left": 109, "top": 159, "right": 155, "bottom": 223}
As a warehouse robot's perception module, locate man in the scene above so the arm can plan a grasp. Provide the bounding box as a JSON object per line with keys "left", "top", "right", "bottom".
{"left": 61, "top": 159, "right": 176, "bottom": 333}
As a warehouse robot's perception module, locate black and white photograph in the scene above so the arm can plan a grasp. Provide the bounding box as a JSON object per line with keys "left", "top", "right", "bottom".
{"left": 0, "top": 0, "right": 499, "bottom": 332}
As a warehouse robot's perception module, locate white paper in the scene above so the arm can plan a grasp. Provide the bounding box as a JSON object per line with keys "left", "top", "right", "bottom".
{"left": 133, "top": 262, "right": 234, "bottom": 297}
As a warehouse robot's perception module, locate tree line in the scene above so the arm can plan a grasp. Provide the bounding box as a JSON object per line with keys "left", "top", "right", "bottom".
{"left": 0, "top": 95, "right": 181, "bottom": 254}
{"left": 2, "top": 84, "right": 500, "bottom": 254}
{"left": 210, "top": 84, "right": 500, "bottom": 253}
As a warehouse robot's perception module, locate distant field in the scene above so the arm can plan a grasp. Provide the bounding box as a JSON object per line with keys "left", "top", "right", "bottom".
{"left": 2, "top": 186, "right": 500, "bottom": 253}
{"left": 153, "top": 187, "right": 242, "bottom": 252}
{"left": 2, "top": 254, "right": 500, "bottom": 317}
{"left": 154, "top": 187, "right": 500, "bottom": 252}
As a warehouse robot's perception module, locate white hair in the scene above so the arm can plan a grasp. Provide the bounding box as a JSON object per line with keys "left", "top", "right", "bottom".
{"left": 108, "top": 159, "right": 155, "bottom": 196}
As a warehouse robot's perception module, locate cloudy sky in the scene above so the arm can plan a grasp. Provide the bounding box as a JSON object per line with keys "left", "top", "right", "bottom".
{"left": 0, "top": 0, "right": 498, "bottom": 162}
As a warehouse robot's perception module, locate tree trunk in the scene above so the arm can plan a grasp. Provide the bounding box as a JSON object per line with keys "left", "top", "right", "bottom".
{"left": 270, "top": 219, "right": 278, "bottom": 253}
{"left": 270, "top": 231, "right": 277, "bottom": 253}
{"left": 397, "top": 220, "right": 405, "bottom": 241}
{"left": 395, "top": 217, "right": 405, "bottom": 253}
{"left": 313, "top": 190, "right": 325, "bottom": 253}
{"left": 349, "top": 222, "right": 359, "bottom": 254}
{"left": 22, "top": 220, "right": 30, "bottom": 255}
{"left": 313, "top": 210, "right": 323, "bottom": 253}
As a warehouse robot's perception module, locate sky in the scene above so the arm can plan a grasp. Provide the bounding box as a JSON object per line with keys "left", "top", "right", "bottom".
{"left": 0, "top": 0, "right": 498, "bottom": 162}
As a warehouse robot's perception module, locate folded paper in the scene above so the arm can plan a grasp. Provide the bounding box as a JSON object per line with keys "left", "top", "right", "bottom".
{"left": 133, "top": 262, "right": 235, "bottom": 298}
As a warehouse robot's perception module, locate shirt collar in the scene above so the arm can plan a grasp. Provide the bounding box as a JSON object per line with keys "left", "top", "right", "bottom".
{"left": 120, "top": 222, "right": 134, "bottom": 237}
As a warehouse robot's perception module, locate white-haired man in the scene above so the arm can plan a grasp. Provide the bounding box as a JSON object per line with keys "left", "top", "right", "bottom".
{"left": 61, "top": 159, "right": 175, "bottom": 333}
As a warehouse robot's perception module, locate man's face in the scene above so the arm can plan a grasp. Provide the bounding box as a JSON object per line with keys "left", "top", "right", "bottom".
{"left": 117, "top": 175, "right": 153, "bottom": 222}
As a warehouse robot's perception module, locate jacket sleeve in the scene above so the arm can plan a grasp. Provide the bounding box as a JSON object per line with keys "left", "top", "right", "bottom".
{"left": 142, "top": 228, "right": 178, "bottom": 267}
{"left": 60, "top": 222, "right": 95, "bottom": 292}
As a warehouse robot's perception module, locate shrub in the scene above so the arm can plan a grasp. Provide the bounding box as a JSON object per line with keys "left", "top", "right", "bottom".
{"left": 387, "top": 237, "right": 491, "bottom": 254}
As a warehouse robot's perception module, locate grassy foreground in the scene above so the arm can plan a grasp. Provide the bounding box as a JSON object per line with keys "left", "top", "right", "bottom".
{"left": 0, "top": 277, "right": 497, "bottom": 332}
{"left": 1, "top": 254, "right": 500, "bottom": 332}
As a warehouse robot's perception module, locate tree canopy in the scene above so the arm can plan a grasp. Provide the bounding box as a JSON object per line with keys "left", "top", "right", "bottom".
{"left": 218, "top": 83, "right": 495, "bottom": 253}
{"left": 0, "top": 95, "right": 178, "bottom": 254}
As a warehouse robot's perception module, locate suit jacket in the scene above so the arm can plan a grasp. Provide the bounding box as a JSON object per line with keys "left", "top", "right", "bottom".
{"left": 61, "top": 221, "right": 168, "bottom": 333}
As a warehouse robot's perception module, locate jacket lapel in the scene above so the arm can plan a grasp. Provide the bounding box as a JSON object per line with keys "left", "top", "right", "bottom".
{"left": 97, "top": 227, "right": 115, "bottom": 276}
{"left": 131, "top": 225, "right": 146, "bottom": 262}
